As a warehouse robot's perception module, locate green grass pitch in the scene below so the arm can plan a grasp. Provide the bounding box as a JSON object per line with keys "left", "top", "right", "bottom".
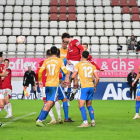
{"left": 0, "top": 100, "right": 140, "bottom": 140}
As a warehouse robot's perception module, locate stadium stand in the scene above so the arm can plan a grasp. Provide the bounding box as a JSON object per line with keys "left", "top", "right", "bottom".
{"left": 0, "top": 0, "right": 140, "bottom": 58}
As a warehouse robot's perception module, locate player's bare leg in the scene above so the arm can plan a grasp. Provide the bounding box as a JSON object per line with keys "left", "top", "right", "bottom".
{"left": 78, "top": 99, "right": 89, "bottom": 127}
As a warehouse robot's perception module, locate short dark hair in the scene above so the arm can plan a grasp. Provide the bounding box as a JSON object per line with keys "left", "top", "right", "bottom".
{"left": 50, "top": 46, "right": 57, "bottom": 55}
{"left": 4, "top": 59, "right": 10, "bottom": 62}
{"left": 46, "top": 49, "right": 51, "bottom": 56}
{"left": 83, "top": 43, "right": 88, "bottom": 48}
{"left": 61, "top": 32, "right": 70, "bottom": 39}
{"left": 57, "top": 48, "right": 60, "bottom": 57}
{"left": 0, "top": 52, "right": 3, "bottom": 57}
{"left": 82, "top": 51, "right": 89, "bottom": 59}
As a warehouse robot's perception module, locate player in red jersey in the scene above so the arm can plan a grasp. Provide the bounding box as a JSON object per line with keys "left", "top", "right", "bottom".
{"left": 0, "top": 52, "right": 7, "bottom": 114}
{"left": 2, "top": 59, "right": 12, "bottom": 118}
{"left": 61, "top": 32, "right": 84, "bottom": 96}
{"left": 36, "top": 49, "right": 63, "bottom": 124}
{"left": 82, "top": 43, "right": 104, "bottom": 72}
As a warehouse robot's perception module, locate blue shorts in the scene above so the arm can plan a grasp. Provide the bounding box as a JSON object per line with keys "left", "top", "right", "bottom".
{"left": 58, "top": 84, "right": 66, "bottom": 100}
{"left": 79, "top": 87, "right": 94, "bottom": 101}
{"left": 45, "top": 87, "right": 58, "bottom": 102}
{"left": 137, "top": 88, "right": 140, "bottom": 96}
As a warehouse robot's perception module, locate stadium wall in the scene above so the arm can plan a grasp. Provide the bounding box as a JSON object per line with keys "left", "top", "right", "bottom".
{"left": 11, "top": 80, "right": 134, "bottom": 100}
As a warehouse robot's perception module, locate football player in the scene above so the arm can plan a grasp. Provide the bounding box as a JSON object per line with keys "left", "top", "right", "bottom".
{"left": 71, "top": 51, "right": 99, "bottom": 127}
{"left": 2, "top": 59, "right": 12, "bottom": 118}
{"left": 36, "top": 49, "right": 63, "bottom": 124}
{"left": 62, "top": 32, "right": 84, "bottom": 99}
{"left": 36, "top": 46, "right": 73, "bottom": 127}
{"left": 0, "top": 52, "right": 7, "bottom": 114}
{"left": 132, "top": 66, "right": 140, "bottom": 119}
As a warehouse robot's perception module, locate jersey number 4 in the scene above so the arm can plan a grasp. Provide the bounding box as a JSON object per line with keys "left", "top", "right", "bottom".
{"left": 47, "top": 64, "right": 56, "bottom": 75}
{"left": 83, "top": 66, "right": 93, "bottom": 78}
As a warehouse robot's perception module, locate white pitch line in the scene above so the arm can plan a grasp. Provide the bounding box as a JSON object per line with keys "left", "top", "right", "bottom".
{"left": 2, "top": 112, "right": 37, "bottom": 127}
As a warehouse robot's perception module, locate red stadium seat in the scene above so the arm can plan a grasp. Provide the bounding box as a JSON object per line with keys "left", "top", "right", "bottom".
{"left": 59, "top": 0, "right": 67, "bottom": 6}
{"left": 120, "top": 0, "right": 127, "bottom": 6}
{"left": 68, "top": 6, "right": 76, "bottom": 13}
{"left": 132, "top": 14, "right": 140, "bottom": 21}
{"left": 68, "top": 14, "right": 76, "bottom": 21}
{"left": 59, "top": 14, "right": 67, "bottom": 20}
{"left": 50, "top": 0, "right": 58, "bottom": 6}
{"left": 59, "top": 6, "right": 67, "bottom": 13}
{"left": 132, "top": 7, "right": 139, "bottom": 14}
{"left": 129, "top": 0, "right": 136, "bottom": 6}
{"left": 111, "top": 0, "right": 119, "bottom": 6}
{"left": 50, "top": 14, "right": 58, "bottom": 20}
{"left": 68, "top": 0, "right": 75, "bottom": 6}
{"left": 122, "top": 7, "right": 130, "bottom": 14}
{"left": 50, "top": 6, "right": 57, "bottom": 13}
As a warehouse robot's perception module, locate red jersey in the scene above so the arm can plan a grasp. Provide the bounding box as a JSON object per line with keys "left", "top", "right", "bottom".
{"left": 67, "top": 39, "right": 84, "bottom": 61}
{"left": 36, "top": 61, "right": 46, "bottom": 87}
{"left": 36, "top": 60, "right": 62, "bottom": 87}
{"left": 88, "top": 54, "right": 100, "bottom": 70}
{"left": 0, "top": 63, "right": 5, "bottom": 89}
{"left": 2, "top": 68, "right": 12, "bottom": 90}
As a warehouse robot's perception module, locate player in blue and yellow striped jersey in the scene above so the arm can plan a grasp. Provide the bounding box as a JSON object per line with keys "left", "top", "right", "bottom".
{"left": 71, "top": 51, "right": 99, "bottom": 127}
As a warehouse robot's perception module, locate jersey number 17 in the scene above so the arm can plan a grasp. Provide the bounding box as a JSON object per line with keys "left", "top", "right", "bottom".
{"left": 47, "top": 64, "right": 56, "bottom": 75}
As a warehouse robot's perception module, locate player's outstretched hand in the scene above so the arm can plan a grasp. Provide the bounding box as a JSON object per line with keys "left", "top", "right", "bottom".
{"left": 39, "top": 81, "right": 43, "bottom": 88}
